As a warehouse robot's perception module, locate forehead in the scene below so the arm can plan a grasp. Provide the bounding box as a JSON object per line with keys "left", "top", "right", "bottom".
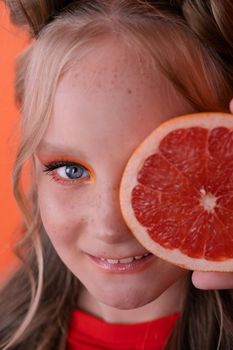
{"left": 38, "top": 38, "right": 192, "bottom": 161}
{"left": 57, "top": 37, "right": 157, "bottom": 106}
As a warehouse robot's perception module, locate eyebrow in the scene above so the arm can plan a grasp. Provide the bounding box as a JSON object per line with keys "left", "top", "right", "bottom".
{"left": 36, "top": 141, "right": 86, "bottom": 159}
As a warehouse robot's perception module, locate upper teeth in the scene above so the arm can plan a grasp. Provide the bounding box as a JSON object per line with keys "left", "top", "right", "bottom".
{"left": 101, "top": 252, "right": 150, "bottom": 264}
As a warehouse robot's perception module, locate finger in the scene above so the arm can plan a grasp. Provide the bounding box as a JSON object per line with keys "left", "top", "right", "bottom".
{"left": 192, "top": 271, "right": 233, "bottom": 290}
{"left": 230, "top": 98, "right": 233, "bottom": 113}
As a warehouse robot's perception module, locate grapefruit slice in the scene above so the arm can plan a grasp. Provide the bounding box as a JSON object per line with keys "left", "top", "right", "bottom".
{"left": 120, "top": 113, "right": 233, "bottom": 271}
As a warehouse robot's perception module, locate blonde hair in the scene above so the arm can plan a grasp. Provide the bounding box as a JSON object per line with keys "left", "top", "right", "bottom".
{"left": 1, "top": 1, "right": 233, "bottom": 349}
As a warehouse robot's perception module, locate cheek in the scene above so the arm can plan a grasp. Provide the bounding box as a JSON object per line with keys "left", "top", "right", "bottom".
{"left": 152, "top": 260, "right": 185, "bottom": 286}
{"left": 162, "top": 264, "right": 187, "bottom": 286}
{"left": 37, "top": 180, "right": 86, "bottom": 245}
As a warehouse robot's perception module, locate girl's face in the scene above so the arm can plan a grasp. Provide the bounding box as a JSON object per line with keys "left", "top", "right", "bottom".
{"left": 34, "top": 38, "right": 193, "bottom": 312}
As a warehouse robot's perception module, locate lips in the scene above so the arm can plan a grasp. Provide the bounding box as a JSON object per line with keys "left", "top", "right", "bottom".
{"left": 86, "top": 252, "right": 156, "bottom": 273}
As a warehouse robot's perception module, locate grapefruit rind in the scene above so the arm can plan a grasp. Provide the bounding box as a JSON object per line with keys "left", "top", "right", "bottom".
{"left": 120, "top": 112, "right": 233, "bottom": 272}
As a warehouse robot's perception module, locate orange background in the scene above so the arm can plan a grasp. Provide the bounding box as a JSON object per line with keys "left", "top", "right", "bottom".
{"left": 0, "top": 3, "right": 29, "bottom": 281}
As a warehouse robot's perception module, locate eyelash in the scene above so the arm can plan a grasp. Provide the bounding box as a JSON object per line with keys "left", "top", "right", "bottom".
{"left": 42, "top": 160, "right": 92, "bottom": 186}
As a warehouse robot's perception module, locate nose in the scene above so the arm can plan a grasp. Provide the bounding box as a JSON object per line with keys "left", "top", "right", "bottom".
{"left": 87, "top": 181, "right": 134, "bottom": 244}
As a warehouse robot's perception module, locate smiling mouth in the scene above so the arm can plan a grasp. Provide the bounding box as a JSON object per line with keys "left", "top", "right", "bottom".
{"left": 99, "top": 252, "right": 151, "bottom": 264}
{"left": 86, "top": 252, "right": 156, "bottom": 273}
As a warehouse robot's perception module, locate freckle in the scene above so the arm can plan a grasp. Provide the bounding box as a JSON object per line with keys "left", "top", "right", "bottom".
{"left": 127, "top": 88, "right": 132, "bottom": 94}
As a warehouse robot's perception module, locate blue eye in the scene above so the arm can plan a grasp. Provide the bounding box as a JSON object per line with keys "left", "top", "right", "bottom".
{"left": 57, "top": 164, "right": 87, "bottom": 179}
{"left": 43, "top": 161, "right": 91, "bottom": 183}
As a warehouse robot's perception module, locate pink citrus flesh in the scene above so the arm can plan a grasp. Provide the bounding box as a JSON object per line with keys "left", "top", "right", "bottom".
{"left": 120, "top": 113, "right": 233, "bottom": 271}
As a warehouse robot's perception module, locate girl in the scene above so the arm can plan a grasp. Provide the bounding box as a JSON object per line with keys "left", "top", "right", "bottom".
{"left": 1, "top": 0, "right": 233, "bottom": 349}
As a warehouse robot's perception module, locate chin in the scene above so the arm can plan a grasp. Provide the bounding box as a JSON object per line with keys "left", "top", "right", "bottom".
{"left": 97, "top": 288, "right": 160, "bottom": 310}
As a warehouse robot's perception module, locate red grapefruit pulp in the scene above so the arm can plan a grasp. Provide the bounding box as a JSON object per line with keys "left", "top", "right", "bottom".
{"left": 120, "top": 113, "right": 233, "bottom": 271}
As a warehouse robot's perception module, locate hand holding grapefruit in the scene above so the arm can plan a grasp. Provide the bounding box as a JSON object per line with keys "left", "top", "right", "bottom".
{"left": 120, "top": 113, "right": 233, "bottom": 271}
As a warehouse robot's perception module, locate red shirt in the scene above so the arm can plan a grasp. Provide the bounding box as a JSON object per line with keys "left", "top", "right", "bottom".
{"left": 67, "top": 309, "right": 179, "bottom": 350}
